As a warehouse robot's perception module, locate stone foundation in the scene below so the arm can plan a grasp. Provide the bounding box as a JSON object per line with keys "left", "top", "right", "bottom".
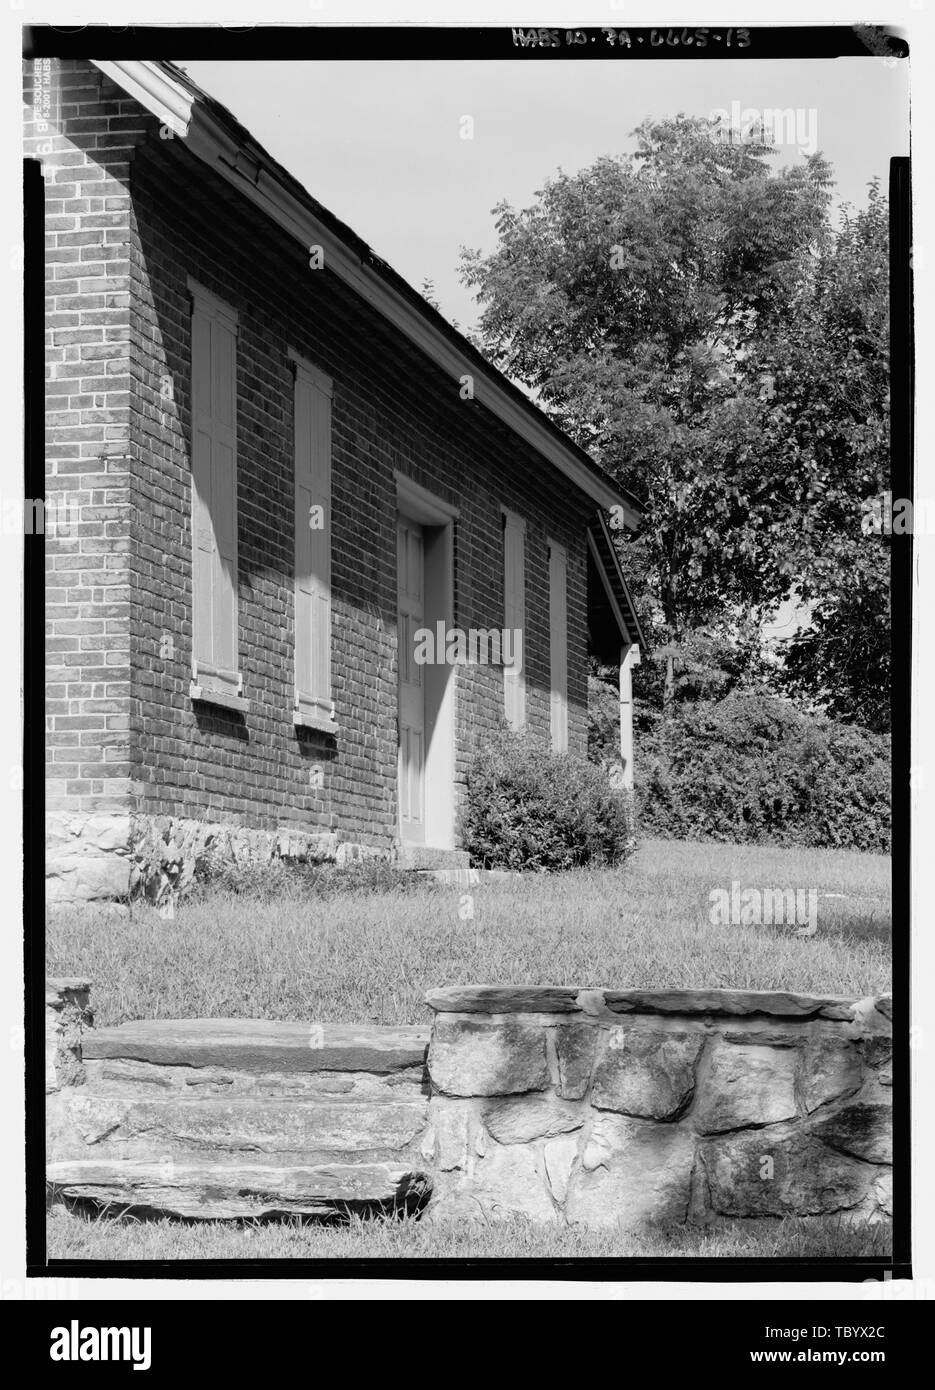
{"left": 46, "top": 814, "right": 134, "bottom": 906}
{"left": 46, "top": 812, "right": 387, "bottom": 906}
{"left": 46, "top": 982, "right": 892, "bottom": 1234}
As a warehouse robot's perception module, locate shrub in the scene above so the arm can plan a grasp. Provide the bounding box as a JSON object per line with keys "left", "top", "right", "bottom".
{"left": 462, "top": 728, "right": 635, "bottom": 870}
{"left": 631, "top": 691, "right": 890, "bottom": 852}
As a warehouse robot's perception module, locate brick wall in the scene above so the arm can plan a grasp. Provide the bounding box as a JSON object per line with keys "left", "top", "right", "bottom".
{"left": 26, "top": 59, "right": 154, "bottom": 898}
{"left": 35, "top": 58, "right": 599, "bottom": 884}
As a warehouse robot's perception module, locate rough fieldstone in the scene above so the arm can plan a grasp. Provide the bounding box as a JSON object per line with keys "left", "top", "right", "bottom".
{"left": 590, "top": 1029, "right": 704, "bottom": 1120}
{"left": 695, "top": 1042, "right": 798, "bottom": 1133}
{"left": 872, "top": 1170, "right": 893, "bottom": 1217}
{"left": 554, "top": 1023, "right": 598, "bottom": 1099}
{"left": 425, "top": 986, "right": 582, "bottom": 1014}
{"left": 874, "top": 997, "right": 893, "bottom": 1021}
{"left": 420, "top": 1100, "right": 481, "bottom": 1172}
{"left": 859, "top": 1035, "right": 893, "bottom": 1070}
{"left": 701, "top": 1128, "right": 872, "bottom": 1217}
{"left": 431, "top": 1143, "right": 556, "bottom": 1223}
{"left": 46, "top": 813, "right": 133, "bottom": 903}
{"left": 543, "top": 1134, "right": 579, "bottom": 1205}
{"left": 483, "top": 1094, "right": 584, "bottom": 1144}
{"left": 809, "top": 1102, "right": 892, "bottom": 1164}
{"left": 565, "top": 1115, "right": 694, "bottom": 1229}
{"left": 800, "top": 1037, "right": 863, "bottom": 1113}
{"left": 428, "top": 1016, "right": 550, "bottom": 1096}
{"left": 45, "top": 978, "right": 92, "bottom": 1094}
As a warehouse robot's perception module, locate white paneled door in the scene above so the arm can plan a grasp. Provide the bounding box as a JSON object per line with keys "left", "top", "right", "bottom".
{"left": 397, "top": 515, "right": 426, "bottom": 844}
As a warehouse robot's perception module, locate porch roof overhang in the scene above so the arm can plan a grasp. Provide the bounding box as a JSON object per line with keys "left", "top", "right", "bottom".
{"left": 90, "top": 58, "right": 642, "bottom": 529}
{"left": 587, "top": 512, "right": 648, "bottom": 662}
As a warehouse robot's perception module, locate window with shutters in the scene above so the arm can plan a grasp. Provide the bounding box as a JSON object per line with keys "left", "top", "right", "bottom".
{"left": 548, "top": 539, "right": 568, "bottom": 752}
{"left": 289, "top": 349, "right": 335, "bottom": 732}
{"left": 502, "top": 507, "right": 526, "bottom": 730}
{"left": 188, "top": 279, "right": 247, "bottom": 712}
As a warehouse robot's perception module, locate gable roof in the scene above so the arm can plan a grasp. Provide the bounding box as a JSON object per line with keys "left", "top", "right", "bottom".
{"left": 91, "top": 58, "right": 641, "bottom": 528}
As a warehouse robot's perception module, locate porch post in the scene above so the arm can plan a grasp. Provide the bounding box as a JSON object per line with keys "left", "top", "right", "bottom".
{"left": 619, "top": 643, "right": 640, "bottom": 790}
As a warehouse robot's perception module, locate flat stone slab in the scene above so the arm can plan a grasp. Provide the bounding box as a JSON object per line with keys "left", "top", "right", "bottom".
{"left": 48, "top": 1158, "right": 430, "bottom": 1220}
{"left": 425, "top": 986, "right": 583, "bottom": 1014}
{"left": 603, "top": 989, "right": 861, "bottom": 1020}
{"left": 62, "top": 1092, "right": 428, "bottom": 1157}
{"left": 82, "top": 1020, "right": 429, "bottom": 1073}
{"left": 81, "top": 1056, "right": 426, "bottom": 1100}
{"left": 424, "top": 986, "right": 870, "bottom": 1020}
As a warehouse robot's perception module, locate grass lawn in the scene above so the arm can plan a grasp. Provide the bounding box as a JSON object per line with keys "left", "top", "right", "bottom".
{"left": 47, "top": 838, "right": 891, "bottom": 1028}
{"left": 47, "top": 1205, "right": 891, "bottom": 1262}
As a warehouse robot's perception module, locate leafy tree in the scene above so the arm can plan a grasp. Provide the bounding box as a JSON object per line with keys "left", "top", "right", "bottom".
{"left": 757, "top": 186, "right": 890, "bottom": 730}
{"left": 461, "top": 118, "right": 886, "bottom": 720}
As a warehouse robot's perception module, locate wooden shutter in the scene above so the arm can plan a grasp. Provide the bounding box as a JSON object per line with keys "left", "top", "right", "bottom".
{"left": 502, "top": 508, "right": 526, "bottom": 730}
{"left": 549, "top": 540, "right": 568, "bottom": 752}
{"left": 189, "top": 281, "right": 240, "bottom": 703}
{"left": 291, "top": 351, "right": 334, "bottom": 728}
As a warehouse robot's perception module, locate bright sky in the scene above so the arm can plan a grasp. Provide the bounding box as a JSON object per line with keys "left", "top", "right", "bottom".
{"left": 181, "top": 57, "right": 910, "bottom": 330}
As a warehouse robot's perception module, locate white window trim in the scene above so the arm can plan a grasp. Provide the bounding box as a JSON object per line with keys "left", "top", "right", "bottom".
{"left": 548, "top": 538, "right": 569, "bottom": 753}
{"left": 187, "top": 277, "right": 246, "bottom": 713}
{"left": 395, "top": 470, "right": 460, "bottom": 525}
{"left": 291, "top": 348, "right": 337, "bottom": 734}
{"left": 187, "top": 276, "right": 239, "bottom": 333}
{"left": 502, "top": 506, "right": 526, "bottom": 730}
{"left": 287, "top": 345, "right": 333, "bottom": 399}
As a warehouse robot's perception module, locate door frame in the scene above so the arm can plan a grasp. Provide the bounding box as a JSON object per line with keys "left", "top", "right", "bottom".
{"left": 394, "top": 471, "right": 458, "bottom": 852}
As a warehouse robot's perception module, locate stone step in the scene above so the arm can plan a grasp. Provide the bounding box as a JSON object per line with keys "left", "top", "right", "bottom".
{"left": 395, "top": 845, "right": 470, "bottom": 871}
{"left": 48, "top": 1157, "right": 431, "bottom": 1220}
{"left": 58, "top": 1092, "right": 428, "bottom": 1159}
{"left": 81, "top": 1054, "right": 427, "bottom": 1099}
{"left": 81, "top": 1019, "right": 429, "bottom": 1074}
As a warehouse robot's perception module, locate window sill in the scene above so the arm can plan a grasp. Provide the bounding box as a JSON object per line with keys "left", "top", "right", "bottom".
{"left": 293, "top": 709, "right": 338, "bottom": 735}
{"left": 190, "top": 682, "right": 250, "bottom": 715}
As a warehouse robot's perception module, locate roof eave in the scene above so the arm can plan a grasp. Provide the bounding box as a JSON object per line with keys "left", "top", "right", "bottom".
{"left": 92, "top": 58, "right": 641, "bottom": 527}
{"left": 587, "top": 514, "right": 649, "bottom": 654}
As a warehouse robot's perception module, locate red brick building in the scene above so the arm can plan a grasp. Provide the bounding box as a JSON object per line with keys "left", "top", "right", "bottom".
{"left": 28, "top": 58, "right": 643, "bottom": 903}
